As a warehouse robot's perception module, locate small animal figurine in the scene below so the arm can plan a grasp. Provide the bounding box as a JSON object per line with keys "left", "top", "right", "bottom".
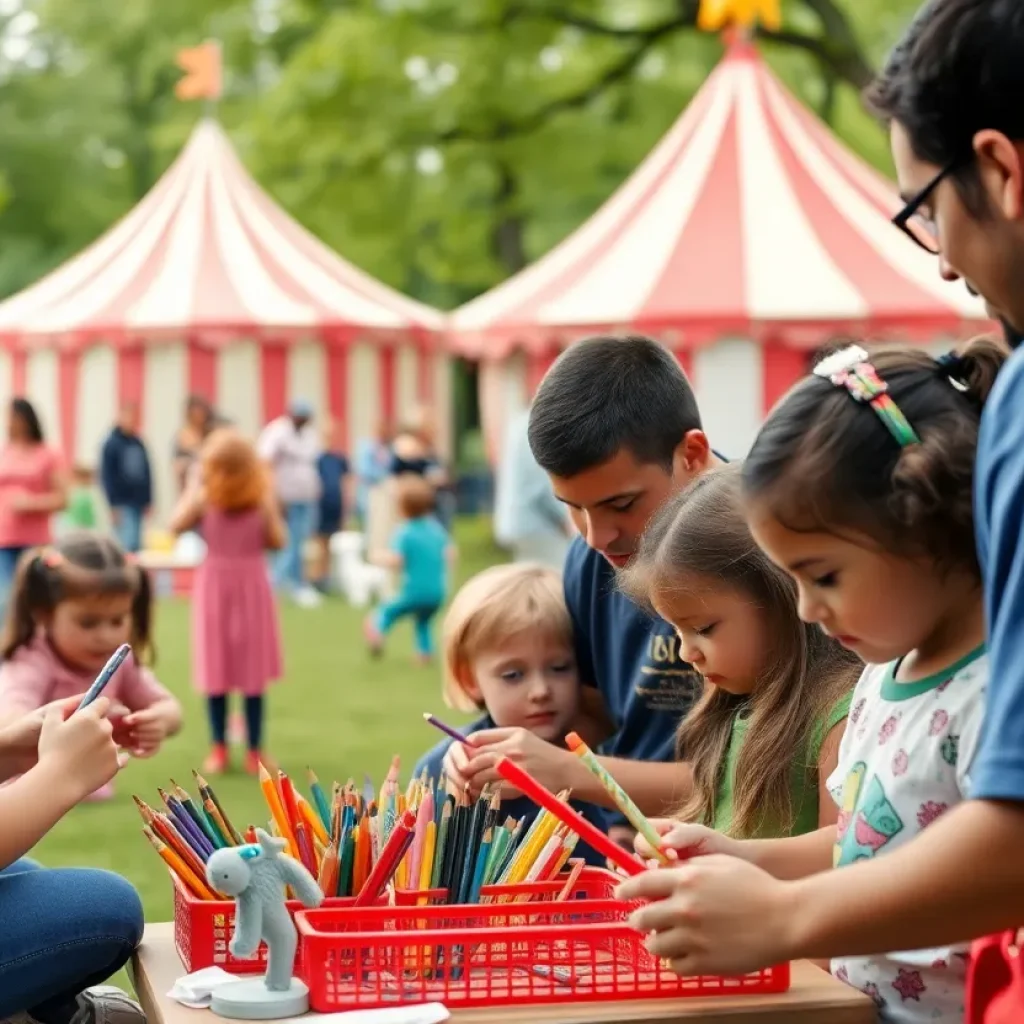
{"left": 205, "top": 829, "right": 324, "bottom": 1018}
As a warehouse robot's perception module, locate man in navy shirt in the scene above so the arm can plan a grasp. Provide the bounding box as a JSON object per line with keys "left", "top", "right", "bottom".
{"left": 446, "top": 336, "right": 724, "bottom": 817}
{"left": 618, "top": 0, "right": 1024, "bottom": 978}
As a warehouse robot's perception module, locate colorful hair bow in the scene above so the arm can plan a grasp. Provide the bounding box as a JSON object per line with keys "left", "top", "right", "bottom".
{"left": 814, "top": 346, "right": 920, "bottom": 448}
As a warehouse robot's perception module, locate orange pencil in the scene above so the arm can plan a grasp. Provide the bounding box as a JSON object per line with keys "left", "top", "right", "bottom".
{"left": 258, "top": 762, "right": 297, "bottom": 857}
{"left": 133, "top": 797, "right": 207, "bottom": 883}
{"left": 298, "top": 795, "right": 329, "bottom": 847}
{"left": 204, "top": 798, "right": 235, "bottom": 851}
{"left": 318, "top": 842, "right": 340, "bottom": 898}
{"left": 245, "top": 825, "right": 257, "bottom": 844}
{"left": 144, "top": 826, "right": 216, "bottom": 900}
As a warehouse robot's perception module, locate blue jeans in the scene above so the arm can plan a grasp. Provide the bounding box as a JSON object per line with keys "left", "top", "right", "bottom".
{"left": 0, "top": 545, "right": 29, "bottom": 628}
{"left": 112, "top": 506, "right": 144, "bottom": 553}
{"left": 0, "top": 859, "right": 144, "bottom": 1020}
{"left": 376, "top": 597, "right": 441, "bottom": 656}
{"left": 274, "top": 502, "right": 315, "bottom": 590}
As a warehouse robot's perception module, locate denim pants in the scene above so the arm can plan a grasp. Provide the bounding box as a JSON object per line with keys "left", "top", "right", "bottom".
{"left": 274, "top": 502, "right": 315, "bottom": 590}
{"left": 112, "top": 506, "right": 144, "bottom": 554}
{"left": 0, "top": 545, "right": 29, "bottom": 629}
{"left": 0, "top": 859, "right": 144, "bottom": 1020}
{"left": 375, "top": 597, "right": 441, "bottom": 656}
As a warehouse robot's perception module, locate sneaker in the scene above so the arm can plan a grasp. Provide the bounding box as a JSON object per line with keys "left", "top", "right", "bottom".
{"left": 70, "top": 986, "right": 146, "bottom": 1024}
{"left": 203, "top": 744, "right": 229, "bottom": 775}
{"left": 244, "top": 750, "right": 262, "bottom": 776}
{"left": 293, "top": 585, "right": 322, "bottom": 608}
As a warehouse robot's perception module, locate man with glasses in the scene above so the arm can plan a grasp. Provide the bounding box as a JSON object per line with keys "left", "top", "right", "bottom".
{"left": 617, "top": 0, "right": 1024, "bottom": 1012}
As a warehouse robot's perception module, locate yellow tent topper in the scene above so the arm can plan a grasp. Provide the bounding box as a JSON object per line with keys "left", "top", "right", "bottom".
{"left": 697, "top": 0, "right": 782, "bottom": 32}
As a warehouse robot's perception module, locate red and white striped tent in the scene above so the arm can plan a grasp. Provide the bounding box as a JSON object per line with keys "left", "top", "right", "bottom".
{"left": 0, "top": 118, "right": 448, "bottom": 515}
{"left": 452, "top": 40, "right": 989, "bottom": 460}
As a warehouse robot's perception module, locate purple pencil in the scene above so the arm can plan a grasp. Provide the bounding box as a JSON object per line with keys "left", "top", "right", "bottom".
{"left": 159, "top": 789, "right": 214, "bottom": 860}
{"left": 422, "top": 713, "right": 472, "bottom": 746}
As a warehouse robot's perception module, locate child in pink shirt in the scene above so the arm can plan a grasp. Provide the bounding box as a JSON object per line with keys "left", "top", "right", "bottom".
{"left": 0, "top": 531, "right": 182, "bottom": 798}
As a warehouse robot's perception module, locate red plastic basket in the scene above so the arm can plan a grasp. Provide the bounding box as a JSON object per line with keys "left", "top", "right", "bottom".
{"left": 172, "top": 875, "right": 373, "bottom": 973}
{"left": 296, "top": 869, "right": 790, "bottom": 1012}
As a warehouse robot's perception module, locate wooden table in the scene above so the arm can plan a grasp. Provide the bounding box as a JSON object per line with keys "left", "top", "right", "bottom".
{"left": 132, "top": 923, "right": 875, "bottom": 1024}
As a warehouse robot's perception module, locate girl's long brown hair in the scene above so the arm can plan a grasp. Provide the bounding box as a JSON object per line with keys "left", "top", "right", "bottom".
{"left": 621, "top": 465, "right": 860, "bottom": 838}
{"left": 3, "top": 530, "right": 155, "bottom": 664}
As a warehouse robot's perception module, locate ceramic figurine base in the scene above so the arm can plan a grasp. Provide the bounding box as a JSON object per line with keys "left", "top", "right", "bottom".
{"left": 210, "top": 977, "right": 309, "bottom": 1020}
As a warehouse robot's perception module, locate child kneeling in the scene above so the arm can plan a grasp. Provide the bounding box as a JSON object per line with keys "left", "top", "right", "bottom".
{"left": 414, "top": 563, "right": 608, "bottom": 866}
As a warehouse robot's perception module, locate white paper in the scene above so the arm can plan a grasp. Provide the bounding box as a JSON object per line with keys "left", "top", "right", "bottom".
{"left": 167, "top": 966, "right": 239, "bottom": 1008}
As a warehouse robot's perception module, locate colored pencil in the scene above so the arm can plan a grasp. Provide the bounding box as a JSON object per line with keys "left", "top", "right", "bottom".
{"left": 307, "top": 767, "right": 332, "bottom": 832}
{"left": 257, "top": 762, "right": 297, "bottom": 857}
{"left": 159, "top": 788, "right": 214, "bottom": 860}
{"left": 171, "top": 780, "right": 219, "bottom": 848}
{"left": 144, "top": 826, "right": 216, "bottom": 900}
{"left": 422, "top": 713, "right": 471, "bottom": 745}
{"left": 203, "top": 797, "right": 232, "bottom": 848}
{"left": 495, "top": 756, "right": 645, "bottom": 876}
{"left": 565, "top": 732, "right": 670, "bottom": 865}
{"left": 193, "top": 770, "right": 243, "bottom": 845}
{"left": 354, "top": 808, "right": 416, "bottom": 906}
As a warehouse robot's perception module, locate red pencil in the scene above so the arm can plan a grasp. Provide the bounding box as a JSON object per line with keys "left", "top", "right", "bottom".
{"left": 494, "top": 757, "right": 646, "bottom": 877}
{"left": 354, "top": 808, "right": 417, "bottom": 906}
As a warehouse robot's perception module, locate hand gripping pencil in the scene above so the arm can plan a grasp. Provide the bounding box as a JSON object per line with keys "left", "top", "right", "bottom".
{"left": 565, "top": 732, "right": 672, "bottom": 865}
{"left": 495, "top": 757, "right": 645, "bottom": 876}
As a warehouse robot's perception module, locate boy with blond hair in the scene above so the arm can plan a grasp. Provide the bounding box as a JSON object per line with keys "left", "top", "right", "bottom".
{"left": 413, "top": 563, "right": 608, "bottom": 865}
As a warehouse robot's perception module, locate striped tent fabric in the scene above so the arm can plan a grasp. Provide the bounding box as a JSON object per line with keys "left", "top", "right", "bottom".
{"left": 457, "top": 40, "right": 990, "bottom": 460}
{"left": 0, "top": 119, "right": 449, "bottom": 515}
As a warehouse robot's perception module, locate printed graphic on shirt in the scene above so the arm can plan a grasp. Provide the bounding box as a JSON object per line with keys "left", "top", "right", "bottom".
{"left": 636, "top": 631, "right": 701, "bottom": 713}
{"left": 834, "top": 764, "right": 904, "bottom": 866}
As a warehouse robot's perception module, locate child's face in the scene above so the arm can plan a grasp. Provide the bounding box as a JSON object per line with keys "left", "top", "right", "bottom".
{"left": 749, "top": 510, "right": 969, "bottom": 665}
{"left": 465, "top": 632, "right": 579, "bottom": 743}
{"left": 45, "top": 593, "right": 134, "bottom": 673}
{"left": 652, "top": 578, "right": 768, "bottom": 696}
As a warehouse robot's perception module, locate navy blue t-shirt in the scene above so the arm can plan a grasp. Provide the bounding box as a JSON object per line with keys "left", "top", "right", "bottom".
{"left": 563, "top": 535, "right": 701, "bottom": 783}
{"left": 413, "top": 715, "right": 609, "bottom": 867}
{"left": 971, "top": 344, "right": 1024, "bottom": 801}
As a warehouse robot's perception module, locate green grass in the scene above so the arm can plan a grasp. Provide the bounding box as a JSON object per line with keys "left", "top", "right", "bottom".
{"left": 33, "top": 517, "right": 502, "bottom": 927}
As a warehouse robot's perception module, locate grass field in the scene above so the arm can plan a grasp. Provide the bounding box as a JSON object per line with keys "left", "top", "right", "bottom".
{"left": 33, "top": 517, "right": 501, "bottom": 933}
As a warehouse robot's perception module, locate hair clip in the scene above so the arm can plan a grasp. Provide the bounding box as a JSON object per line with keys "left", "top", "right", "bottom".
{"left": 814, "top": 345, "right": 920, "bottom": 448}
{"left": 936, "top": 350, "right": 969, "bottom": 393}
{"left": 39, "top": 548, "right": 64, "bottom": 569}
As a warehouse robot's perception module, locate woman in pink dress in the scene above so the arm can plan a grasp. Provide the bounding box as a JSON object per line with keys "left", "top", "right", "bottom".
{"left": 170, "top": 427, "right": 285, "bottom": 775}
{"left": 0, "top": 399, "right": 66, "bottom": 620}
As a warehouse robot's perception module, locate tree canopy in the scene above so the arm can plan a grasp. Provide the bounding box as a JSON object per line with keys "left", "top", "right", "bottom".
{"left": 0, "top": 0, "right": 922, "bottom": 306}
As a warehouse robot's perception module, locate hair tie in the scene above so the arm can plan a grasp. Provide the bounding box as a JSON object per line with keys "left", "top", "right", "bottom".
{"left": 814, "top": 345, "right": 921, "bottom": 447}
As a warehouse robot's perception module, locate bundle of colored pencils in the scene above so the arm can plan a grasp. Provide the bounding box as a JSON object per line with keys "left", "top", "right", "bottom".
{"left": 137, "top": 757, "right": 582, "bottom": 906}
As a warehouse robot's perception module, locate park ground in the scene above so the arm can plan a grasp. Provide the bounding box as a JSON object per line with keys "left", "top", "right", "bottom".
{"left": 35, "top": 518, "right": 498, "bottom": 931}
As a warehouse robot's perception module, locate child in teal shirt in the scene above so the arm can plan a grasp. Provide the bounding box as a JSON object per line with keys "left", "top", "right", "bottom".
{"left": 365, "top": 475, "right": 453, "bottom": 665}
{"left": 63, "top": 466, "right": 98, "bottom": 530}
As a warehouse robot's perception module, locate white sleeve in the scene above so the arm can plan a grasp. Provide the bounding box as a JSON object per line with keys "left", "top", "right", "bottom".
{"left": 955, "top": 673, "right": 989, "bottom": 797}
{"left": 256, "top": 422, "right": 279, "bottom": 461}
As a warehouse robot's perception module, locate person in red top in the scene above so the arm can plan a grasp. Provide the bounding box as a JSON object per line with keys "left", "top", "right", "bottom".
{"left": 0, "top": 399, "right": 66, "bottom": 619}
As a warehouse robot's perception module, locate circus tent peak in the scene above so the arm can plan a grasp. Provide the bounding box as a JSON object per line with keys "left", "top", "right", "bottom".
{"left": 450, "top": 41, "right": 988, "bottom": 358}
{"left": 0, "top": 118, "right": 444, "bottom": 349}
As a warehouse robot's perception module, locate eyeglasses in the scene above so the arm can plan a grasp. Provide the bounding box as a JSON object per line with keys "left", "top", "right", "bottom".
{"left": 891, "top": 159, "right": 960, "bottom": 255}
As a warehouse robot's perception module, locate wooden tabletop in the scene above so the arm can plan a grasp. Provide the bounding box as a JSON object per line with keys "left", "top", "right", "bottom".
{"left": 132, "top": 923, "right": 875, "bottom": 1024}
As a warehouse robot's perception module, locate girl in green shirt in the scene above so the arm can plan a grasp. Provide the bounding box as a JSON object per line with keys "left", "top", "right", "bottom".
{"left": 621, "top": 464, "right": 859, "bottom": 840}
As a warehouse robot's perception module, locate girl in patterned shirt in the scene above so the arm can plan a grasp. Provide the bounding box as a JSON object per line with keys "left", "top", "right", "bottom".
{"left": 619, "top": 337, "right": 1007, "bottom": 1024}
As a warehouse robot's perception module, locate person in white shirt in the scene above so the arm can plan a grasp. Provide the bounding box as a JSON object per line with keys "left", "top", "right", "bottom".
{"left": 256, "top": 398, "right": 322, "bottom": 608}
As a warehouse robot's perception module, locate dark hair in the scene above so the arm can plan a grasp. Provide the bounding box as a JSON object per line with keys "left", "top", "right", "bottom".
{"left": 620, "top": 465, "right": 859, "bottom": 838}
{"left": 396, "top": 474, "right": 436, "bottom": 518}
{"left": 743, "top": 337, "right": 1007, "bottom": 574}
{"left": 865, "top": 0, "right": 1024, "bottom": 214}
{"left": 3, "top": 530, "right": 155, "bottom": 663}
{"left": 10, "top": 398, "right": 44, "bottom": 444}
{"left": 528, "top": 335, "right": 702, "bottom": 478}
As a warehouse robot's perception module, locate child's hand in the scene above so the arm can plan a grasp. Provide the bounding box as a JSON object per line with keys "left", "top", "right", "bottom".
{"left": 636, "top": 820, "right": 743, "bottom": 864}
{"left": 119, "top": 702, "right": 178, "bottom": 758}
{"left": 455, "top": 728, "right": 578, "bottom": 797}
{"left": 37, "top": 697, "right": 124, "bottom": 799}
{"left": 616, "top": 856, "right": 799, "bottom": 976}
{"left": 0, "top": 693, "right": 87, "bottom": 780}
